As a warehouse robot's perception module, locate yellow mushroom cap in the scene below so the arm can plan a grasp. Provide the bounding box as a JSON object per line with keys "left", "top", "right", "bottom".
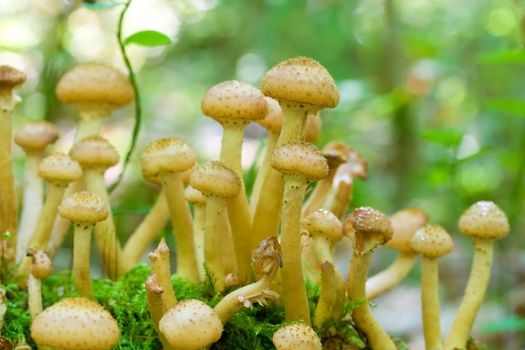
{"left": 458, "top": 201, "right": 510, "bottom": 240}
{"left": 70, "top": 136, "right": 119, "bottom": 170}
{"left": 14, "top": 121, "right": 59, "bottom": 153}
{"left": 185, "top": 185, "right": 205, "bottom": 205}
{"left": 257, "top": 97, "right": 283, "bottom": 134}
{"left": 159, "top": 300, "right": 223, "bottom": 350}
{"left": 201, "top": 80, "right": 267, "bottom": 122}
{"left": 411, "top": 224, "right": 454, "bottom": 259}
{"left": 0, "top": 65, "right": 26, "bottom": 89}
{"left": 346, "top": 207, "right": 393, "bottom": 254}
{"left": 31, "top": 297, "right": 120, "bottom": 350}
{"left": 38, "top": 152, "right": 82, "bottom": 186}
{"left": 386, "top": 208, "right": 428, "bottom": 253}
{"left": 141, "top": 137, "right": 196, "bottom": 183}
{"left": 58, "top": 191, "right": 108, "bottom": 225}
{"left": 271, "top": 141, "right": 328, "bottom": 180}
{"left": 189, "top": 161, "right": 241, "bottom": 198}
{"left": 272, "top": 323, "right": 322, "bottom": 350}
{"left": 56, "top": 63, "right": 133, "bottom": 106}
{"left": 302, "top": 209, "right": 343, "bottom": 242}
{"left": 261, "top": 56, "right": 339, "bottom": 109}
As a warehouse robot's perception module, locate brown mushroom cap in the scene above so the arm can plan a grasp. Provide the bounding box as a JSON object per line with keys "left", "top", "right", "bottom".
{"left": 346, "top": 207, "right": 393, "bottom": 254}
{"left": 261, "top": 56, "right": 339, "bottom": 109}
{"left": 201, "top": 80, "right": 267, "bottom": 123}
{"left": 159, "top": 299, "right": 223, "bottom": 350}
{"left": 0, "top": 65, "right": 26, "bottom": 90}
{"left": 38, "top": 152, "right": 82, "bottom": 186}
{"left": 141, "top": 137, "right": 196, "bottom": 183}
{"left": 271, "top": 141, "right": 329, "bottom": 180}
{"left": 31, "top": 297, "right": 120, "bottom": 350}
{"left": 27, "top": 249, "right": 53, "bottom": 279}
{"left": 386, "top": 208, "right": 428, "bottom": 253}
{"left": 14, "top": 121, "right": 59, "bottom": 153}
{"left": 302, "top": 209, "right": 343, "bottom": 242}
{"left": 58, "top": 191, "right": 108, "bottom": 225}
{"left": 70, "top": 136, "right": 119, "bottom": 170}
{"left": 56, "top": 63, "right": 133, "bottom": 107}
{"left": 185, "top": 185, "right": 205, "bottom": 205}
{"left": 411, "top": 224, "right": 454, "bottom": 259}
{"left": 257, "top": 97, "right": 283, "bottom": 134}
{"left": 272, "top": 323, "right": 322, "bottom": 350}
{"left": 189, "top": 161, "right": 241, "bottom": 198}
{"left": 458, "top": 201, "right": 510, "bottom": 240}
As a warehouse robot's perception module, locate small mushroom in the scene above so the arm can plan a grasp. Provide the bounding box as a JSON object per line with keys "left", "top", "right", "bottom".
{"left": 26, "top": 249, "right": 53, "bottom": 320}
{"left": 272, "top": 323, "right": 322, "bottom": 350}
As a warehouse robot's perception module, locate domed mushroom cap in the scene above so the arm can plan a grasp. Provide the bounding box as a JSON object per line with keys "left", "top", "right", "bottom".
{"left": 189, "top": 161, "right": 241, "bottom": 198}
{"left": 141, "top": 138, "right": 196, "bottom": 183}
{"left": 261, "top": 56, "right": 339, "bottom": 109}
{"left": 58, "top": 191, "right": 108, "bottom": 224}
{"left": 411, "top": 224, "right": 454, "bottom": 259}
{"left": 272, "top": 323, "right": 322, "bottom": 350}
{"left": 322, "top": 142, "right": 349, "bottom": 168}
{"left": 27, "top": 249, "right": 53, "bottom": 279}
{"left": 31, "top": 297, "right": 120, "bottom": 350}
{"left": 346, "top": 207, "right": 393, "bottom": 254}
{"left": 38, "top": 152, "right": 82, "bottom": 185}
{"left": 0, "top": 65, "right": 26, "bottom": 89}
{"left": 70, "top": 136, "right": 119, "bottom": 170}
{"left": 386, "top": 208, "right": 428, "bottom": 253}
{"left": 257, "top": 97, "right": 283, "bottom": 134}
{"left": 201, "top": 80, "right": 267, "bottom": 122}
{"left": 14, "top": 121, "right": 59, "bottom": 153}
{"left": 458, "top": 201, "right": 509, "bottom": 240}
{"left": 271, "top": 141, "right": 328, "bottom": 180}
{"left": 56, "top": 63, "right": 134, "bottom": 107}
{"left": 185, "top": 185, "right": 205, "bottom": 204}
{"left": 159, "top": 299, "right": 223, "bottom": 350}
{"left": 302, "top": 209, "right": 343, "bottom": 242}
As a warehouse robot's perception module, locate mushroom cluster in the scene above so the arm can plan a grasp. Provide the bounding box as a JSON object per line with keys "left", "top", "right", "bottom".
{"left": 0, "top": 58, "right": 511, "bottom": 350}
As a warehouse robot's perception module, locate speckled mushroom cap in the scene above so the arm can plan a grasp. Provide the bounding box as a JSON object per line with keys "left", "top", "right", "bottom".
{"left": 38, "top": 152, "right": 82, "bottom": 186}
{"left": 322, "top": 142, "right": 349, "bottom": 169}
{"left": 185, "top": 185, "right": 205, "bottom": 205}
{"left": 0, "top": 65, "right": 26, "bottom": 90}
{"left": 159, "top": 299, "right": 223, "bottom": 350}
{"left": 458, "top": 201, "right": 509, "bottom": 240}
{"left": 386, "top": 208, "right": 428, "bottom": 253}
{"left": 31, "top": 297, "right": 120, "bottom": 350}
{"left": 271, "top": 141, "right": 328, "bottom": 180}
{"left": 302, "top": 209, "right": 343, "bottom": 242}
{"left": 56, "top": 63, "right": 133, "bottom": 107}
{"left": 58, "top": 191, "right": 108, "bottom": 225}
{"left": 141, "top": 137, "right": 196, "bottom": 184}
{"left": 261, "top": 56, "right": 339, "bottom": 109}
{"left": 411, "top": 224, "right": 454, "bottom": 259}
{"left": 189, "top": 161, "right": 241, "bottom": 198}
{"left": 201, "top": 80, "right": 267, "bottom": 123}
{"left": 70, "top": 136, "right": 119, "bottom": 170}
{"left": 257, "top": 97, "right": 283, "bottom": 134}
{"left": 27, "top": 249, "right": 53, "bottom": 279}
{"left": 303, "top": 112, "right": 322, "bottom": 143}
{"left": 272, "top": 323, "right": 322, "bottom": 350}
{"left": 346, "top": 207, "right": 393, "bottom": 254}
{"left": 14, "top": 121, "right": 59, "bottom": 153}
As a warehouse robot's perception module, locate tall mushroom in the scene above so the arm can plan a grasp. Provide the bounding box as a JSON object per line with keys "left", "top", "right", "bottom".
{"left": 445, "top": 201, "right": 509, "bottom": 350}
{"left": 271, "top": 141, "right": 329, "bottom": 323}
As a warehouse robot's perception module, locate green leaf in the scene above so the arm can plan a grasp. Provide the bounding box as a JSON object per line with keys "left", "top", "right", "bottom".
{"left": 486, "top": 98, "right": 525, "bottom": 117}
{"left": 83, "top": 1, "right": 125, "bottom": 10}
{"left": 481, "top": 316, "right": 525, "bottom": 335}
{"left": 478, "top": 50, "right": 525, "bottom": 65}
{"left": 124, "top": 30, "right": 171, "bottom": 47}
{"left": 420, "top": 129, "right": 462, "bottom": 147}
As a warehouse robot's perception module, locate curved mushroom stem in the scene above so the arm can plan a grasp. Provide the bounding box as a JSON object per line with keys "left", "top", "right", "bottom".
{"left": 366, "top": 252, "right": 417, "bottom": 300}
{"left": 149, "top": 239, "right": 177, "bottom": 311}
{"left": 445, "top": 239, "right": 493, "bottom": 350}
{"left": 73, "top": 224, "right": 94, "bottom": 299}
{"left": 250, "top": 132, "right": 279, "bottom": 214}
{"left": 122, "top": 191, "right": 170, "bottom": 271}
{"left": 421, "top": 257, "right": 443, "bottom": 350}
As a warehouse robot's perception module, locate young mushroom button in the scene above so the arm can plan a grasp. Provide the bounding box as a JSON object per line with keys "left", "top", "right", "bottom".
{"left": 272, "top": 323, "right": 322, "bottom": 350}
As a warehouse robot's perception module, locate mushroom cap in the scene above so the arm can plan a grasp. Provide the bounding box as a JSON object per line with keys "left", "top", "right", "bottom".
{"left": 189, "top": 161, "right": 241, "bottom": 198}
{"left": 185, "top": 185, "right": 205, "bottom": 204}
{"left": 58, "top": 191, "right": 108, "bottom": 224}
{"left": 38, "top": 152, "right": 82, "bottom": 185}
{"left": 201, "top": 80, "right": 267, "bottom": 122}
{"left": 261, "top": 56, "right": 339, "bottom": 109}
{"left": 458, "top": 201, "right": 509, "bottom": 240}
{"left": 346, "top": 207, "right": 393, "bottom": 254}
{"left": 303, "top": 112, "right": 322, "bottom": 143}
{"left": 272, "top": 323, "right": 322, "bottom": 350}
{"left": 27, "top": 249, "right": 53, "bottom": 279}
{"left": 302, "top": 209, "right": 343, "bottom": 242}
{"left": 271, "top": 141, "right": 328, "bottom": 180}
{"left": 0, "top": 65, "right": 26, "bottom": 89}
{"left": 385, "top": 208, "right": 428, "bottom": 253}
{"left": 411, "top": 224, "right": 454, "bottom": 258}
{"left": 70, "top": 136, "right": 119, "bottom": 170}
{"left": 31, "top": 297, "right": 120, "bottom": 350}
{"left": 14, "top": 121, "right": 59, "bottom": 153}
{"left": 257, "top": 97, "right": 283, "bottom": 134}
{"left": 159, "top": 300, "right": 223, "bottom": 350}
{"left": 141, "top": 138, "right": 196, "bottom": 183}
{"left": 56, "top": 63, "right": 133, "bottom": 106}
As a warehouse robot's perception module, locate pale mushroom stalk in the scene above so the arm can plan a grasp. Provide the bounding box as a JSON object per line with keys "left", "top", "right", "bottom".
{"left": 73, "top": 224, "right": 94, "bottom": 298}
{"left": 185, "top": 186, "right": 207, "bottom": 281}
{"left": 366, "top": 253, "right": 417, "bottom": 300}
{"left": 74, "top": 104, "right": 113, "bottom": 140}
{"left": 314, "top": 261, "right": 344, "bottom": 328}
{"left": 148, "top": 239, "right": 177, "bottom": 311}
{"left": 26, "top": 249, "right": 53, "bottom": 321}
{"left": 145, "top": 274, "right": 174, "bottom": 350}
{"left": 250, "top": 132, "right": 279, "bottom": 213}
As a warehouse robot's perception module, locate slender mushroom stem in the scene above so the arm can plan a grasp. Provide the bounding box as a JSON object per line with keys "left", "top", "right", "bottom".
{"left": 73, "top": 224, "right": 95, "bottom": 298}
{"left": 250, "top": 132, "right": 279, "bottom": 212}
{"left": 148, "top": 239, "right": 177, "bottom": 311}
{"left": 366, "top": 253, "right": 417, "bottom": 300}
{"left": 314, "top": 261, "right": 342, "bottom": 328}
{"left": 185, "top": 186, "right": 206, "bottom": 281}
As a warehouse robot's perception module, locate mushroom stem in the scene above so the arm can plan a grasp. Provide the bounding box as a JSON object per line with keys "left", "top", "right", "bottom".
{"left": 324, "top": 181, "right": 353, "bottom": 219}
{"left": 191, "top": 200, "right": 206, "bottom": 281}
{"left": 73, "top": 224, "right": 94, "bottom": 299}
{"left": 27, "top": 273, "right": 42, "bottom": 320}
{"left": 421, "top": 257, "right": 443, "bottom": 350}
{"left": 204, "top": 196, "right": 230, "bottom": 292}
{"left": 250, "top": 132, "right": 279, "bottom": 214}
{"left": 444, "top": 239, "right": 493, "bottom": 350}
{"left": 122, "top": 191, "right": 170, "bottom": 270}
{"left": 366, "top": 253, "right": 417, "bottom": 300}
{"left": 145, "top": 274, "right": 174, "bottom": 350}
{"left": 74, "top": 105, "right": 111, "bottom": 140}
{"left": 314, "top": 261, "right": 343, "bottom": 328}
{"left": 149, "top": 239, "right": 177, "bottom": 311}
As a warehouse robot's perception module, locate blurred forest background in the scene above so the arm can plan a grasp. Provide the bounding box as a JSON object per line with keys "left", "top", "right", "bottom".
{"left": 1, "top": 0, "right": 524, "bottom": 348}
